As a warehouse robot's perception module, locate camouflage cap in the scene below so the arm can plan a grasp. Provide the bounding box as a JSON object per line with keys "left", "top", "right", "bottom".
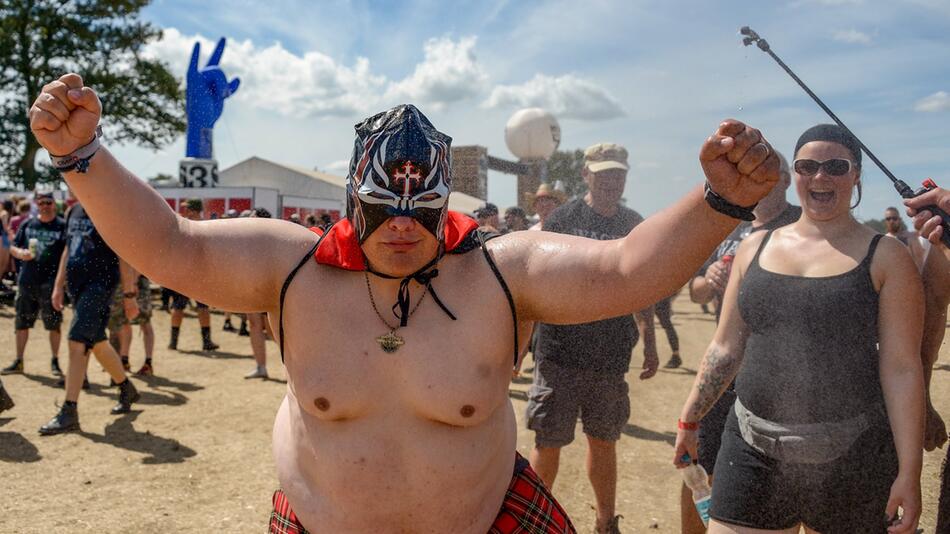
{"left": 584, "top": 143, "right": 629, "bottom": 173}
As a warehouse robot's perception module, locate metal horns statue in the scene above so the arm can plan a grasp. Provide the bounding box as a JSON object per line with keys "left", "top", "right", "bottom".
{"left": 186, "top": 37, "right": 240, "bottom": 159}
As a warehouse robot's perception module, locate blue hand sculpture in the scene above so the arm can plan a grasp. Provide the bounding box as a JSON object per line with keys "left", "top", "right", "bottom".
{"left": 186, "top": 37, "right": 240, "bottom": 159}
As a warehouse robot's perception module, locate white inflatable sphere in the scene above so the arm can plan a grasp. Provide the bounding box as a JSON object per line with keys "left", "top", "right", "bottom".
{"left": 504, "top": 108, "right": 560, "bottom": 160}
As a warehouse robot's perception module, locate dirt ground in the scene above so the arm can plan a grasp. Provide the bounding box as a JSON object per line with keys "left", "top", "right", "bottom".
{"left": 1, "top": 294, "right": 946, "bottom": 533}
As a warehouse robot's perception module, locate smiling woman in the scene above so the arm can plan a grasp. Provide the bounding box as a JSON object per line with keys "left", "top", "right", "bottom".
{"left": 675, "top": 124, "right": 926, "bottom": 534}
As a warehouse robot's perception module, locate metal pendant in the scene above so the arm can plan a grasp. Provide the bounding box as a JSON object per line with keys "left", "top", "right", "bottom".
{"left": 376, "top": 330, "right": 405, "bottom": 353}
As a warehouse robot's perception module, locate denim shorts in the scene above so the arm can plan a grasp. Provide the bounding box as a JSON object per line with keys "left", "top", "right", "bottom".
{"left": 526, "top": 357, "right": 630, "bottom": 447}
{"left": 68, "top": 283, "right": 115, "bottom": 349}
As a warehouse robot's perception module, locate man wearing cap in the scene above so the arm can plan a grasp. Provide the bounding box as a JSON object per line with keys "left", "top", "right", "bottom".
{"left": 527, "top": 142, "right": 660, "bottom": 534}
{"left": 528, "top": 183, "right": 567, "bottom": 231}
{"left": 29, "top": 72, "right": 779, "bottom": 532}
{"left": 166, "top": 198, "right": 219, "bottom": 352}
{"left": 2, "top": 191, "right": 67, "bottom": 377}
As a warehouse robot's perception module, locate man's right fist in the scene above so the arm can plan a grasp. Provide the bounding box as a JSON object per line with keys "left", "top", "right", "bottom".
{"left": 29, "top": 73, "right": 101, "bottom": 157}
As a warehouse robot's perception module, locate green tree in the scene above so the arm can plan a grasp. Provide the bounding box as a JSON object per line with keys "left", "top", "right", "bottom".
{"left": 546, "top": 149, "right": 586, "bottom": 199}
{"left": 0, "top": 0, "right": 185, "bottom": 190}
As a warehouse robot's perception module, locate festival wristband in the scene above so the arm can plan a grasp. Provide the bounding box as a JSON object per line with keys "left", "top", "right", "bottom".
{"left": 49, "top": 125, "right": 102, "bottom": 174}
{"left": 704, "top": 181, "right": 756, "bottom": 221}
{"left": 678, "top": 419, "right": 699, "bottom": 431}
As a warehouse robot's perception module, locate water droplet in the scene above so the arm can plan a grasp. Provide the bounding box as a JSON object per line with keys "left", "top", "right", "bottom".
{"left": 738, "top": 106, "right": 744, "bottom": 111}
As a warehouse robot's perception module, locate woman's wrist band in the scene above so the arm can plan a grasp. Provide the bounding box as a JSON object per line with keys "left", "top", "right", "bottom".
{"left": 678, "top": 419, "right": 699, "bottom": 431}
{"left": 49, "top": 125, "right": 102, "bottom": 174}
{"left": 704, "top": 181, "right": 757, "bottom": 221}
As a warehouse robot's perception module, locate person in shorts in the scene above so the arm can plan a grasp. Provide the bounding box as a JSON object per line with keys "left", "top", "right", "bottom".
{"left": 38, "top": 193, "right": 139, "bottom": 435}
{"left": 677, "top": 152, "right": 799, "bottom": 534}
{"left": 167, "top": 198, "right": 219, "bottom": 352}
{"left": 1, "top": 191, "right": 66, "bottom": 377}
{"left": 108, "top": 270, "right": 155, "bottom": 376}
{"left": 527, "top": 143, "right": 658, "bottom": 534}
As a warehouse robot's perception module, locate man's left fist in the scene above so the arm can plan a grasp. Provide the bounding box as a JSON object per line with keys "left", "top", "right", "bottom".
{"left": 699, "top": 119, "right": 780, "bottom": 208}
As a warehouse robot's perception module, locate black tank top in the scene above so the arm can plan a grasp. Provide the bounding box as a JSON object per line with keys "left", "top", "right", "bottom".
{"left": 736, "top": 231, "right": 885, "bottom": 424}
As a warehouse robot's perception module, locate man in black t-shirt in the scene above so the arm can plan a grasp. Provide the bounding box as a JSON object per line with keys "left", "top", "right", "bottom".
{"left": 679, "top": 152, "right": 800, "bottom": 534}
{"left": 527, "top": 143, "right": 657, "bottom": 534}
{"left": 38, "top": 194, "right": 139, "bottom": 435}
{"left": 0, "top": 191, "right": 66, "bottom": 377}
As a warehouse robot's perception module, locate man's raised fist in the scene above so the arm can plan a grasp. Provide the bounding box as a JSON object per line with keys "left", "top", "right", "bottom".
{"left": 699, "top": 119, "right": 780, "bottom": 209}
{"left": 29, "top": 73, "right": 101, "bottom": 157}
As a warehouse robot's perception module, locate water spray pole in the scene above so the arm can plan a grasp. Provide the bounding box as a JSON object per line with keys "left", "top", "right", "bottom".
{"left": 739, "top": 26, "right": 950, "bottom": 246}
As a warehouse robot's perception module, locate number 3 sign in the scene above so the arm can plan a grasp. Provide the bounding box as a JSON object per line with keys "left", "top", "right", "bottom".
{"left": 179, "top": 158, "right": 219, "bottom": 188}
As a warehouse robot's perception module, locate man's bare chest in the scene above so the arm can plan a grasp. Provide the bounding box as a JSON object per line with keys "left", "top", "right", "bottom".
{"left": 277, "top": 262, "right": 521, "bottom": 427}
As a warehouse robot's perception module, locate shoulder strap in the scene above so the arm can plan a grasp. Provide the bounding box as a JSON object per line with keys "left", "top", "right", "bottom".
{"left": 278, "top": 236, "right": 322, "bottom": 362}
{"left": 750, "top": 229, "right": 775, "bottom": 268}
{"left": 477, "top": 232, "right": 519, "bottom": 367}
{"left": 863, "top": 234, "right": 885, "bottom": 266}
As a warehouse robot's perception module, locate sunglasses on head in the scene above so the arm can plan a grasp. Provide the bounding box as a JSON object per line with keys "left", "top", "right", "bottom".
{"left": 793, "top": 158, "right": 853, "bottom": 177}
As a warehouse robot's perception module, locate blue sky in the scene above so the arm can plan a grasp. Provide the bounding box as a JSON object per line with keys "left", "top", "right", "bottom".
{"left": 109, "top": 0, "right": 950, "bottom": 222}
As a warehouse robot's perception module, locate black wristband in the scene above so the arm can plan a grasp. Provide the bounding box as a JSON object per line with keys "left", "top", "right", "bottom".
{"left": 704, "top": 182, "right": 756, "bottom": 221}
{"left": 50, "top": 125, "right": 102, "bottom": 174}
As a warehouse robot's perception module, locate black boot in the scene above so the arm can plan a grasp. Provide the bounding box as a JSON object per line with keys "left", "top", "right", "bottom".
{"left": 111, "top": 379, "right": 140, "bottom": 414}
{"left": 168, "top": 326, "right": 179, "bottom": 350}
{"left": 39, "top": 403, "right": 79, "bottom": 435}
{"left": 201, "top": 327, "right": 219, "bottom": 351}
{"left": 238, "top": 318, "right": 249, "bottom": 336}
{"left": 0, "top": 383, "right": 13, "bottom": 414}
{"left": 223, "top": 318, "right": 235, "bottom": 332}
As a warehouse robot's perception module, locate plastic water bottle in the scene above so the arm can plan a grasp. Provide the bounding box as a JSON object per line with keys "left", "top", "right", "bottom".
{"left": 682, "top": 460, "right": 712, "bottom": 527}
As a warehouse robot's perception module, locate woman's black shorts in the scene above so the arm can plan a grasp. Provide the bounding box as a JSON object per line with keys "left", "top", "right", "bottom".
{"left": 710, "top": 406, "right": 898, "bottom": 534}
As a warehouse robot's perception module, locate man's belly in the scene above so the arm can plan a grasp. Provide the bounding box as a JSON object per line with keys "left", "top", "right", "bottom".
{"left": 272, "top": 393, "right": 518, "bottom": 534}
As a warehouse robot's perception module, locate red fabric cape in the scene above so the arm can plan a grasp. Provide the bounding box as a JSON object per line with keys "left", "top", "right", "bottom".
{"left": 310, "top": 211, "right": 479, "bottom": 270}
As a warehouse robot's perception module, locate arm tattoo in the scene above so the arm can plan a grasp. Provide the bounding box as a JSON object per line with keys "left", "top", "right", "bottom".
{"left": 688, "top": 345, "right": 743, "bottom": 421}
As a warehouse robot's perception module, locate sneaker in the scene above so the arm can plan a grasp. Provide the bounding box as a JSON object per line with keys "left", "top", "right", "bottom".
{"left": 1, "top": 359, "right": 23, "bottom": 375}
{"left": 244, "top": 367, "right": 268, "bottom": 379}
{"left": 202, "top": 340, "right": 220, "bottom": 351}
{"left": 222, "top": 320, "right": 235, "bottom": 332}
{"left": 0, "top": 384, "right": 14, "bottom": 414}
{"left": 51, "top": 358, "right": 63, "bottom": 377}
{"left": 39, "top": 404, "right": 80, "bottom": 435}
{"left": 594, "top": 515, "right": 623, "bottom": 534}
{"left": 238, "top": 326, "right": 249, "bottom": 337}
{"left": 111, "top": 380, "right": 140, "bottom": 414}
{"left": 134, "top": 363, "right": 153, "bottom": 377}
{"left": 663, "top": 354, "right": 682, "bottom": 369}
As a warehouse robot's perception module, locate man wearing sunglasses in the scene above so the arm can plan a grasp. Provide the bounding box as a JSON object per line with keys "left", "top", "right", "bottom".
{"left": 1, "top": 191, "right": 67, "bottom": 378}
{"left": 883, "top": 206, "right": 928, "bottom": 270}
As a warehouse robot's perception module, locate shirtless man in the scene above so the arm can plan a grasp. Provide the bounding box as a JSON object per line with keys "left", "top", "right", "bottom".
{"left": 883, "top": 206, "right": 929, "bottom": 270}
{"left": 29, "top": 73, "right": 778, "bottom": 533}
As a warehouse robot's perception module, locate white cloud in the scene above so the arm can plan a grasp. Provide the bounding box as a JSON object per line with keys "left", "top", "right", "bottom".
{"left": 483, "top": 74, "right": 625, "bottom": 121}
{"left": 833, "top": 29, "right": 872, "bottom": 44}
{"left": 145, "top": 29, "right": 486, "bottom": 117}
{"left": 915, "top": 91, "right": 950, "bottom": 112}
{"left": 385, "top": 36, "right": 488, "bottom": 109}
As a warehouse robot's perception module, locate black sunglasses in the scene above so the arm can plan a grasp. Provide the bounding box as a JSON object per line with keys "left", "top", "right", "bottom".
{"left": 884, "top": 216, "right": 900, "bottom": 222}
{"left": 36, "top": 199, "right": 54, "bottom": 205}
{"left": 793, "top": 158, "right": 853, "bottom": 177}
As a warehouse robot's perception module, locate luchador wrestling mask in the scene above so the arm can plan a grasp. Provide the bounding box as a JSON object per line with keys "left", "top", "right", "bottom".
{"left": 346, "top": 104, "right": 452, "bottom": 243}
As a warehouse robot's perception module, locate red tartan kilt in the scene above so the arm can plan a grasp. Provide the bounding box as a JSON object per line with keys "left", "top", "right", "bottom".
{"left": 269, "top": 454, "right": 575, "bottom": 533}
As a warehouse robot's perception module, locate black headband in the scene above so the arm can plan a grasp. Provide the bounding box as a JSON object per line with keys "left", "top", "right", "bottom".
{"left": 794, "top": 124, "right": 862, "bottom": 168}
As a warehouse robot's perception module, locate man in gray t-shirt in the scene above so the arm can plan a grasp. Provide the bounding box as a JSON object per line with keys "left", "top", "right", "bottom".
{"left": 527, "top": 143, "right": 657, "bottom": 534}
